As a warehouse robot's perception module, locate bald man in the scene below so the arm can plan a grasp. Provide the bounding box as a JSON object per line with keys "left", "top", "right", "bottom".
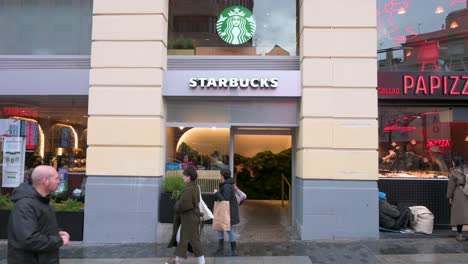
{"left": 8, "top": 165, "right": 70, "bottom": 264}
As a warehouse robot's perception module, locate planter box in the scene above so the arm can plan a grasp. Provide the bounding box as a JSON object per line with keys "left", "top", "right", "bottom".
{"left": 159, "top": 192, "right": 217, "bottom": 224}
{"left": 56, "top": 210, "right": 84, "bottom": 241}
{"left": 0, "top": 209, "right": 10, "bottom": 239}
{"left": 0, "top": 209, "right": 84, "bottom": 241}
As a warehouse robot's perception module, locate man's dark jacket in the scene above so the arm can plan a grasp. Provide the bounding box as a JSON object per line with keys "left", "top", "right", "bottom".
{"left": 8, "top": 182, "right": 63, "bottom": 264}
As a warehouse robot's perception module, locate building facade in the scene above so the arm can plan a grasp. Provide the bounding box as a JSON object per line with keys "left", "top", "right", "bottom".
{"left": 2, "top": 0, "right": 466, "bottom": 244}
{"left": 81, "top": 0, "right": 377, "bottom": 243}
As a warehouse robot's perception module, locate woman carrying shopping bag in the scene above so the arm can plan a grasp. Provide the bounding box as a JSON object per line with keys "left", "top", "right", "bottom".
{"left": 166, "top": 166, "right": 206, "bottom": 264}
{"left": 213, "top": 168, "right": 240, "bottom": 256}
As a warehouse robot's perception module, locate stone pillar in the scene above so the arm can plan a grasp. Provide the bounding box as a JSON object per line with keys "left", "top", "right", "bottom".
{"left": 84, "top": 0, "right": 168, "bottom": 243}
{"left": 296, "top": 0, "right": 378, "bottom": 239}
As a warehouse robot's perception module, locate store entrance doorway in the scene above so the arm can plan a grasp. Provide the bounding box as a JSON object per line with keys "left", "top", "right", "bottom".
{"left": 230, "top": 127, "right": 293, "bottom": 242}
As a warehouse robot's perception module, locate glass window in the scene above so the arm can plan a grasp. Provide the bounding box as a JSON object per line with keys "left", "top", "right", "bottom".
{"left": 0, "top": 0, "right": 92, "bottom": 55}
{"left": 168, "top": 0, "right": 298, "bottom": 56}
{"left": 378, "top": 0, "right": 468, "bottom": 72}
{"left": 379, "top": 106, "right": 468, "bottom": 178}
{"left": 165, "top": 127, "right": 230, "bottom": 192}
{"left": 0, "top": 96, "right": 88, "bottom": 199}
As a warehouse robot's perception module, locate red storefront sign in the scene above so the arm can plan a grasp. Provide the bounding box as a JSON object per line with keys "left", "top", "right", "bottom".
{"left": 378, "top": 72, "right": 468, "bottom": 99}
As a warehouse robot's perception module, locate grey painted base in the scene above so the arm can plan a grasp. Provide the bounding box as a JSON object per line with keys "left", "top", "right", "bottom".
{"left": 294, "top": 178, "right": 378, "bottom": 240}
{"left": 83, "top": 176, "right": 161, "bottom": 244}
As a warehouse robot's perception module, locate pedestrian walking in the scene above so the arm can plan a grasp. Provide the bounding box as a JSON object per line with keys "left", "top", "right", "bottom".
{"left": 214, "top": 168, "right": 240, "bottom": 256}
{"left": 167, "top": 166, "right": 206, "bottom": 264}
{"left": 447, "top": 156, "right": 468, "bottom": 241}
{"left": 8, "top": 165, "right": 70, "bottom": 264}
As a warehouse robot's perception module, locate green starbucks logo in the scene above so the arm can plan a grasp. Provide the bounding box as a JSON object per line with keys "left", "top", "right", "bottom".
{"left": 216, "top": 6, "right": 256, "bottom": 45}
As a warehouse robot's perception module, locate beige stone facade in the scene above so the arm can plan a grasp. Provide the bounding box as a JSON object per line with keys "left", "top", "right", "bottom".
{"left": 297, "top": 0, "right": 378, "bottom": 180}
{"left": 87, "top": 0, "right": 168, "bottom": 177}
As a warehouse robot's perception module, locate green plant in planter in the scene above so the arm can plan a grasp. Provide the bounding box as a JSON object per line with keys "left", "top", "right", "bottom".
{"left": 52, "top": 199, "right": 83, "bottom": 211}
{"left": 0, "top": 194, "right": 14, "bottom": 209}
{"left": 162, "top": 175, "right": 185, "bottom": 200}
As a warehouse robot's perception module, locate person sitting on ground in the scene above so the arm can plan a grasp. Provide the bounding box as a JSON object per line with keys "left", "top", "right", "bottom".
{"left": 378, "top": 192, "right": 411, "bottom": 230}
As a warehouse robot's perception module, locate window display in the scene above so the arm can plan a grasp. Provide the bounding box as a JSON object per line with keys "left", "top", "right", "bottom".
{"left": 379, "top": 106, "right": 468, "bottom": 178}
{"left": 0, "top": 96, "right": 88, "bottom": 196}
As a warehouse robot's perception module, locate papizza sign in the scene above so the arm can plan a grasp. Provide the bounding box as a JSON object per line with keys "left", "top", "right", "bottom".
{"left": 378, "top": 72, "right": 468, "bottom": 99}
{"left": 216, "top": 6, "right": 256, "bottom": 45}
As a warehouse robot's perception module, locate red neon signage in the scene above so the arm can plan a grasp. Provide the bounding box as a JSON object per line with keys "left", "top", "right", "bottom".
{"left": 0, "top": 107, "right": 39, "bottom": 118}
{"left": 426, "top": 140, "right": 450, "bottom": 148}
{"left": 403, "top": 75, "right": 468, "bottom": 95}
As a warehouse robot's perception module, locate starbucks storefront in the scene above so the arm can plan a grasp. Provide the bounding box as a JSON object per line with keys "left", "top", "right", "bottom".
{"left": 85, "top": 0, "right": 378, "bottom": 243}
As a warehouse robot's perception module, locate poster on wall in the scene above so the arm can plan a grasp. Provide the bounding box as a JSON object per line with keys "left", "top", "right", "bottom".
{"left": 2, "top": 137, "right": 26, "bottom": 188}
{"left": 55, "top": 167, "right": 68, "bottom": 194}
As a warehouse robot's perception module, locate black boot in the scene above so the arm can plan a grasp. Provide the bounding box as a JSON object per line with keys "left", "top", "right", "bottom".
{"left": 230, "top": 241, "right": 238, "bottom": 256}
{"left": 215, "top": 239, "right": 224, "bottom": 255}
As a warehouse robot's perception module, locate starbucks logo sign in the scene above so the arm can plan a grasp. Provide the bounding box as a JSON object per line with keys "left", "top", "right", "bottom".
{"left": 216, "top": 6, "right": 256, "bottom": 45}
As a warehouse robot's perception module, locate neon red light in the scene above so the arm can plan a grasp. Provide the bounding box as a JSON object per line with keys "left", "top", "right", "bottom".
{"left": 420, "top": 111, "right": 439, "bottom": 116}
{"left": 384, "top": 126, "right": 417, "bottom": 132}
{"left": 451, "top": 0, "right": 468, "bottom": 6}
{"left": 381, "top": 0, "right": 419, "bottom": 44}
{"left": 0, "top": 107, "right": 38, "bottom": 118}
{"left": 426, "top": 140, "right": 450, "bottom": 148}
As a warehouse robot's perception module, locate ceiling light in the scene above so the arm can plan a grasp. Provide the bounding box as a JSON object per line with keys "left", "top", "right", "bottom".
{"left": 435, "top": 6, "right": 444, "bottom": 14}
{"left": 450, "top": 21, "right": 459, "bottom": 29}
{"left": 179, "top": 126, "right": 184, "bottom": 130}
{"left": 397, "top": 7, "right": 406, "bottom": 15}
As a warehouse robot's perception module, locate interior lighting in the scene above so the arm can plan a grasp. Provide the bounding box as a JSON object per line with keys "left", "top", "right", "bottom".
{"left": 435, "top": 6, "right": 444, "bottom": 14}
{"left": 11, "top": 116, "right": 45, "bottom": 158}
{"left": 397, "top": 7, "right": 406, "bottom": 15}
{"left": 450, "top": 21, "right": 459, "bottom": 29}
{"left": 384, "top": 126, "right": 417, "bottom": 132}
{"left": 179, "top": 126, "right": 184, "bottom": 130}
{"left": 53, "top": 123, "right": 79, "bottom": 149}
{"left": 465, "top": 136, "right": 468, "bottom": 142}
{"left": 211, "top": 126, "right": 217, "bottom": 131}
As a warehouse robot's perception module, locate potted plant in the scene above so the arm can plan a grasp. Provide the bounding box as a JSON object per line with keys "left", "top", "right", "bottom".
{"left": 0, "top": 193, "right": 84, "bottom": 241}
{"left": 159, "top": 175, "right": 185, "bottom": 223}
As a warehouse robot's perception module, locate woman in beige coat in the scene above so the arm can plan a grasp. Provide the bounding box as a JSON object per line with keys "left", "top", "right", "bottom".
{"left": 447, "top": 156, "right": 468, "bottom": 242}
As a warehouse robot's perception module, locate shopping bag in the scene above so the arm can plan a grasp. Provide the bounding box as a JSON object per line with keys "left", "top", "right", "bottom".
{"left": 176, "top": 225, "right": 181, "bottom": 243}
{"left": 212, "top": 201, "right": 230, "bottom": 231}
{"left": 234, "top": 185, "right": 247, "bottom": 205}
{"left": 198, "top": 185, "right": 213, "bottom": 221}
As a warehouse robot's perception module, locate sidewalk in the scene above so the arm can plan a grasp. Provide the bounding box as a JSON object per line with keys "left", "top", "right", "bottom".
{"left": 2, "top": 234, "right": 468, "bottom": 264}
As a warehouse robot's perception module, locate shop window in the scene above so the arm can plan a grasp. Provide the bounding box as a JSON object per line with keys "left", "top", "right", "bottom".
{"left": 165, "top": 127, "right": 230, "bottom": 192}
{"left": 168, "top": 0, "right": 298, "bottom": 56}
{"left": 0, "top": 96, "right": 88, "bottom": 201}
{"left": 379, "top": 106, "right": 468, "bottom": 178}
{"left": 377, "top": 0, "right": 468, "bottom": 72}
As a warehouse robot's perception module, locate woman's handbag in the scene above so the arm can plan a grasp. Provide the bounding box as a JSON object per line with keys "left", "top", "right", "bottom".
{"left": 212, "top": 201, "right": 231, "bottom": 231}
{"left": 198, "top": 185, "right": 213, "bottom": 221}
{"left": 234, "top": 185, "right": 247, "bottom": 205}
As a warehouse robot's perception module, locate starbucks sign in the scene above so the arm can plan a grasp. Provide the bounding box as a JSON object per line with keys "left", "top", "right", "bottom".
{"left": 216, "top": 6, "right": 256, "bottom": 45}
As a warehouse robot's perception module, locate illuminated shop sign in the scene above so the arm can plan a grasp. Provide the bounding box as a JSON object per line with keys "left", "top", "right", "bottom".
{"left": 378, "top": 72, "right": 468, "bottom": 99}
{"left": 163, "top": 70, "right": 301, "bottom": 97}
{"left": 217, "top": 6, "right": 256, "bottom": 45}
{"left": 189, "top": 77, "right": 278, "bottom": 89}
{"left": 0, "top": 107, "right": 38, "bottom": 118}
